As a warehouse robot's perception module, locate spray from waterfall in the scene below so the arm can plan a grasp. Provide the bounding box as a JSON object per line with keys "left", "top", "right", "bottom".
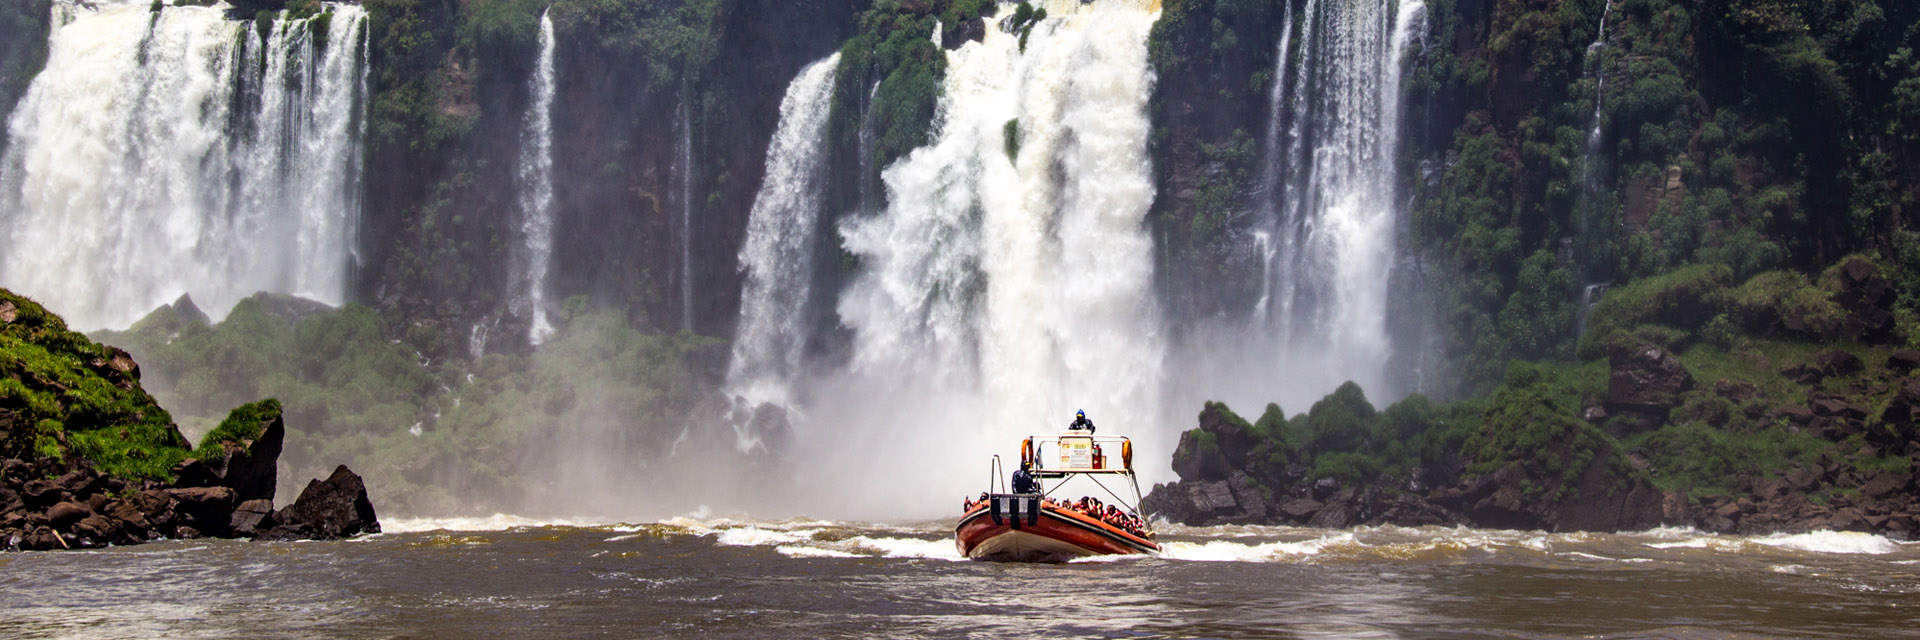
{"left": 0, "top": 1, "right": 369, "bottom": 330}
{"left": 727, "top": 53, "right": 841, "bottom": 407}
{"left": 514, "top": 8, "right": 558, "bottom": 345}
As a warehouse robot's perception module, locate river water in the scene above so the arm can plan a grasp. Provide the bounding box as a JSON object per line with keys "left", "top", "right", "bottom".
{"left": 2, "top": 518, "right": 1915, "bottom": 639}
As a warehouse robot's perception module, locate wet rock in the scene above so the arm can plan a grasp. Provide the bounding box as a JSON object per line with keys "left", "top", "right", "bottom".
{"left": 1226, "top": 472, "right": 1269, "bottom": 521}
{"left": 56, "top": 468, "right": 101, "bottom": 498}
{"left": 166, "top": 486, "right": 236, "bottom": 536}
{"left": 170, "top": 458, "right": 223, "bottom": 488}
{"left": 1862, "top": 471, "right": 1909, "bottom": 499}
{"left": 1606, "top": 343, "right": 1694, "bottom": 412}
{"left": 1306, "top": 503, "right": 1354, "bottom": 529}
{"left": 228, "top": 499, "right": 275, "bottom": 537}
{"left": 1829, "top": 508, "right": 1867, "bottom": 531}
{"left": 46, "top": 501, "right": 91, "bottom": 530}
{"left": 218, "top": 410, "right": 284, "bottom": 504}
{"left": 107, "top": 499, "right": 150, "bottom": 540}
{"left": 71, "top": 514, "right": 117, "bottom": 547}
{"left": 21, "top": 478, "right": 63, "bottom": 508}
{"left": 1279, "top": 498, "right": 1323, "bottom": 520}
{"left": 21, "top": 526, "right": 62, "bottom": 551}
{"left": 269, "top": 465, "right": 379, "bottom": 540}
{"left": 1661, "top": 491, "right": 1692, "bottom": 525}
{"left": 941, "top": 16, "right": 986, "bottom": 49}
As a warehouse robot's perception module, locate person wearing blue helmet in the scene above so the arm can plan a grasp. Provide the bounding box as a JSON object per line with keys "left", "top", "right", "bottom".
{"left": 1069, "top": 410, "right": 1095, "bottom": 434}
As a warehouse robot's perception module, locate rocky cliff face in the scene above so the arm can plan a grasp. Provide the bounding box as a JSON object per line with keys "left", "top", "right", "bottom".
{"left": 356, "top": 0, "right": 858, "bottom": 355}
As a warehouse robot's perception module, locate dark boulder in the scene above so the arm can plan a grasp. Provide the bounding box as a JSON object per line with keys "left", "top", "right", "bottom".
{"left": 217, "top": 410, "right": 284, "bottom": 504}
{"left": 270, "top": 465, "right": 379, "bottom": 540}
{"left": 21, "top": 526, "right": 62, "bottom": 551}
{"left": 46, "top": 500, "right": 91, "bottom": 530}
{"left": 70, "top": 514, "right": 118, "bottom": 547}
{"left": 228, "top": 499, "right": 276, "bottom": 537}
{"left": 1606, "top": 343, "right": 1694, "bottom": 412}
{"left": 20, "top": 478, "right": 60, "bottom": 508}
{"left": 166, "top": 486, "right": 236, "bottom": 536}
{"left": 941, "top": 16, "right": 986, "bottom": 49}
{"left": 176, "top": 405, "right": 285, "bottom": 503}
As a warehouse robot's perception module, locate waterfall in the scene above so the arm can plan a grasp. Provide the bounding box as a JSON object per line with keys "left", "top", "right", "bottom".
{"left": 818, "top": 1, "right": 1164, "bottom": 506}
{"left": 1576, "top": 0, "right": 1613, "bottom": 279}
{"left": 726, "top": 53, "right": 841, "bottom": 406}
{"left": 0, "top": 1, "right": 369, "bottom": 331}
{"left": 1252, "top": 2, "right": 1296, "bottom": 321}
{"left": 1255, "top": 0, "right": 1426, "bottom": 397}
{"left": 514, "top": 8, "right": 557, "bottom": 345}
{"left": 676, "top": 86, "right": 695, "bottom": 332}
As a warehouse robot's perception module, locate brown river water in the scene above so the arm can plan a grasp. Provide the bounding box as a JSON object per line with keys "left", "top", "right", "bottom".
{"left": 2, "top": 517, "right": 1916, "bottom": 639}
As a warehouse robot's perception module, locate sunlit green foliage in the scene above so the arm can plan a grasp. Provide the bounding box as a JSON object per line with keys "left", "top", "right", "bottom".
{"left": 0, "top": 289, "right": 189, "bottom": 480}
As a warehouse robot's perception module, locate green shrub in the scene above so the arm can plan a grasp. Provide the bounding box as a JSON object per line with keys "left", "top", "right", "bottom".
{"left": 1727, "top": 269, "right": 1845, "bottom": 338}
{"left": 1303, "top": 381, "right": 1376, "bottom": 454}
{"left": 1578, "top": 263, "right": 1732, "bottom": 359}
{"left": 194, "top": 398, "right": 282, "bottom": 460}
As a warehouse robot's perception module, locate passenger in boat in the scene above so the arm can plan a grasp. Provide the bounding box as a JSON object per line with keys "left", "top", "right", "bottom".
{"left": 1069, "top": 410, "right": 1096, "bottom": 434}
{"left": 1012, "top": 462, "right": 1037, "bottom": 494}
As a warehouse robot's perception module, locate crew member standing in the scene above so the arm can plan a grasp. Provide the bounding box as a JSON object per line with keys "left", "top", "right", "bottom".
{"left": 1069, "top": 410, "right": 1096, "bottom": 434}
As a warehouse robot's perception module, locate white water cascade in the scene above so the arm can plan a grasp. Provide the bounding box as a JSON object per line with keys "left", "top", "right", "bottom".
{"left": 726, "top": 53, "right": 841, "bottom": 406}
{"left": 1250, "top": 0, "right": 1427, "bottom": 401}
{"left": 804, "top": 1, "right": 1163, "bottom": 512}
{"left": 514, "top": 9, "right": 558, "bottom": 345}
{"left": 0, "top": 1, "right": 369, "bottom": 331}
{"left": 676, "top": 86, "right": 695, "bottom": 332}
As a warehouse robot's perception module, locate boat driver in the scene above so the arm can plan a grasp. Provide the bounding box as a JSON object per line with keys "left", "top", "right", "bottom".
{"left": 1012, "top": 461, "right": 1038, "bottom": 494}
{"left": 1069, "top": 410, "right": 1096, "bottom": 434}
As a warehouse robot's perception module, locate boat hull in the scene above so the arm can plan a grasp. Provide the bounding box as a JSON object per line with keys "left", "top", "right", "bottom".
{"left": 955, "top": 500, "right": 1159, "bottom": 562}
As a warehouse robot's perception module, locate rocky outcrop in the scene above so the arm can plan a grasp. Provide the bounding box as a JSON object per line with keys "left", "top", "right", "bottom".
{"left": 2, "top": 451, "right": 383, "bottom": 551}
{"left": 263, "top": 465, "right": 380, "bottom": 541}
{"left": 1606, "top": 342, "right": 1694, "bottom": 414}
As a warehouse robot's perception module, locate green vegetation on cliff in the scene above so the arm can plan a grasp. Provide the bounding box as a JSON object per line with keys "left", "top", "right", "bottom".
{"left": 0, "top": 290, "right": 189, "bottom": 480}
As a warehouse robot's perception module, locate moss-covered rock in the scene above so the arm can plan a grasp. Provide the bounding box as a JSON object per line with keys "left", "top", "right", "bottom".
{"left": 0, "top": 289, "right": 190, "bottom": 481}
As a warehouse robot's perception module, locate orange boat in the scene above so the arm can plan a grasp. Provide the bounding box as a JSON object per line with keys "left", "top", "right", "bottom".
{"left": 955, "top": 431, "right": 1160, "bottom": 562}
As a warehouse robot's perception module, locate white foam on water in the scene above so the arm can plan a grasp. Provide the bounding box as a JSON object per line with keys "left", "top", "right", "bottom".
{"left": 844, "top": 535, "right": 966, "bottom": 560}
{"left": 1646, "top": 538, "right": 1714, "bottom": 550}
{"left": 1751, "top": 531, "right": 1901, "bottom": 555}
{"left": 1160, "top": 532, "right": 1355, "bottom": 562}
{"left": 777, "top": 545, "right": 862, "bottom": 559}
{"left": 382, "top": 514, "right": 595, "bottom": 533}
{"left": 711, "top": 526, "right": 823, "bottom": 548}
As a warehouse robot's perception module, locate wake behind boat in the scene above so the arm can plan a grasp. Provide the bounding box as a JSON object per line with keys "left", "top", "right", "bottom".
{"left": 955, "top": 423, "right": 1160, "bottom": 562}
